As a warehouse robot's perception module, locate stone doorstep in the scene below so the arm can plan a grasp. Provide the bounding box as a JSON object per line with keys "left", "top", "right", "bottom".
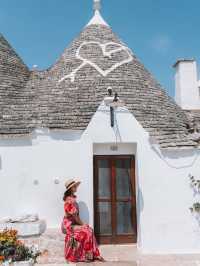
{"left": 17, "top": 230, "right": 200, "bottom": 265}
{"left": 36, "top": 261, "right": 140, "bottom": 266}
{"left": 37, "top": 264, "right": 81, "bottom": 266}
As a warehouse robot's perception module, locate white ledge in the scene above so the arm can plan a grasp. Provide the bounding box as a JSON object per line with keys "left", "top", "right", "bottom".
{"left": 0, "top": 220, "right": 46, "bottom": 237}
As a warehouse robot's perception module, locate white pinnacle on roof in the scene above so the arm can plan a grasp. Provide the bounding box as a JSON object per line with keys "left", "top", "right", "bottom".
{"left": 94, "top": 0, "right": 101, "bottom": 11}
{"left": 87, "top": 0, "right": 109, "bottom": 27}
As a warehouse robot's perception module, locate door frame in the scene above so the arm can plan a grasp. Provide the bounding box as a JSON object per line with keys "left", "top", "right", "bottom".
{"left": 93, "top": 155, "right": 137, "bottom": 244}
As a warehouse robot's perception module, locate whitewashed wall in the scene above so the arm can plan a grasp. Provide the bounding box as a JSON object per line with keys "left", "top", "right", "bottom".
{"left": 0, "top": 103, "right": 200, "bottom": 254}
{"left": 174, "top": 60, "right": 200, "bottom": 109}
{"left": 0, "top": 133, "right": 93, "bottom": 228}
{"left": 84, "top": 104, "right": 200, "bottom": 253}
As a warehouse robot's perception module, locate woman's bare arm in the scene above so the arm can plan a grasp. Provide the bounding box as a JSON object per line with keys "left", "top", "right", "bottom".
{"left": 74, "top": 215, "right": 84, "bottom": 225}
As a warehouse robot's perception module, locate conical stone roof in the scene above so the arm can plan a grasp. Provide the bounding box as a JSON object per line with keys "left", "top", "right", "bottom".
{"left": 0, "top": 34, "right": 34, "bottom": 136}
{"left": 0, "top": 12, "right": 197, "bottom": 148}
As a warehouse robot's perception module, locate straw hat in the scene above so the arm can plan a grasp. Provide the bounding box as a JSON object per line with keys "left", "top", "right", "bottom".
{"left": 65, "top": 178, "right": 81, "bottom": 191}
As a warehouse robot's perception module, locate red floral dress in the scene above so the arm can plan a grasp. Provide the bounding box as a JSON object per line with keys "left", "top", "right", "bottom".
{"left": 62, "top": 196, "right": 101, "bottom": 262}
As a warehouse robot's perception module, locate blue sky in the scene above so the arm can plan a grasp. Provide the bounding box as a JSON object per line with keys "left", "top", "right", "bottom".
{"left": 0, "top": 0, "right": 199, "bottom": 97}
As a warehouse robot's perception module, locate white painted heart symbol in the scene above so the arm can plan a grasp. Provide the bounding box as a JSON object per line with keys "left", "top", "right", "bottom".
{"left": 58, "top": 41, "right": 133, "bottom": 83}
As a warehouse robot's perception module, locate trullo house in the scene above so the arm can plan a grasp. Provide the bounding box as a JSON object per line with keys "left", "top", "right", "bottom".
{"left": 1, "top": 0, "right": 200, "bottom": 254}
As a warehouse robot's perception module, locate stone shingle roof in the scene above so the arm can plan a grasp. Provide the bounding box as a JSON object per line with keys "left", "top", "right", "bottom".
{"left": 185, "top": 110, "right": 200, "bottom": 132}
{"left": 0, "top": 34, "right": 35, "bottom": 136}
{"left": 0, "top": 22, "right": 197, "bottom": 148}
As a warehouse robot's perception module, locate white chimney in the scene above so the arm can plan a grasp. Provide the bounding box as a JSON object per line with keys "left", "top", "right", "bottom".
{"left": 174, "top": 59, "right": 200, "bottom": 110}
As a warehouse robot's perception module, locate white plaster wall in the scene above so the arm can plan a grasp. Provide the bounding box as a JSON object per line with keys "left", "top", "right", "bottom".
{"left": 1, "top": 103, "right": 200, "bottom": 254}
{"left": 93, "top": 143, "right": 137, "bottom": 155}
{"left": 0, "top": 133, "right": 93, "bottom": 228}
{"left": 137, "top": 146, "right": 200, "bottom": 254}
{"left": 83, "top": 104, "right": 200, "bottom": 253}
{"left": 175, "top": 61, "right": 200, "bottom": 109}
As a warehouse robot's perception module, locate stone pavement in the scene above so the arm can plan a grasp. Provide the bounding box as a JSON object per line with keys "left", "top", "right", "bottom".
{"left": 22, "top": 229, "right": 200, "bottom": 266}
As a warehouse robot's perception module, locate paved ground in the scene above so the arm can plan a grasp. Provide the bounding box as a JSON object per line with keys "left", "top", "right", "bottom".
{"left": 22, "top": 229, "right": 200, "bottom": 266}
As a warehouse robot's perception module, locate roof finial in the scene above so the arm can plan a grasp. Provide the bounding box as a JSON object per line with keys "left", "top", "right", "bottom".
{"left": 93, "top": 0, "right": 101, "bottom": 12}
{"left": 87, "top": 0, "right": 108, "bottom": 27}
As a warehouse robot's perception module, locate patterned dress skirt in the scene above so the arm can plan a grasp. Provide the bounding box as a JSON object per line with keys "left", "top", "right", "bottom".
{"left": 62, "top": 196, "right": 101, "bottom": 262}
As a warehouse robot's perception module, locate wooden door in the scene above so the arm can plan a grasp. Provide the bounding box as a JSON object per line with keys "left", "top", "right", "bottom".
{"left": 94, "top": 155, "right": 137, "bottom": 244}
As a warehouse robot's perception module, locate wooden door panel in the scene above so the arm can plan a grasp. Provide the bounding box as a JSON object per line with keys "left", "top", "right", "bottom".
{"left": 94, "top": 155, "right": 137, "bottom": 244}
{"left": 115, "top": 158, "right": 132, "bottom": 199}
{"left": 97, "top": 202, "right": 112, "bottom": 236}
{"left": 97, "top": 159, "right": 111, "bottom": 200}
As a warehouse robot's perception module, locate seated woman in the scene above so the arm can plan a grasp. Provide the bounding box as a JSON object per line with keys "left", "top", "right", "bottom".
{"left": 62, "top": 178, "right": 104, "bottom": 263}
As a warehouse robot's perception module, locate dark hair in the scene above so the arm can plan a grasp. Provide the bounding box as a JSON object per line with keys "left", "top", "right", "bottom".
{"left": 63, "top": 188, "right": 73, "bottom": 201}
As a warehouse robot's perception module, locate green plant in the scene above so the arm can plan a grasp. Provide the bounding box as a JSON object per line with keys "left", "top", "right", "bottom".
{"left": 0, "top": 229, "right": 41, "bottom": 263}
{"left": 190, "top": 202, "right": 200, "bottom": 213}
{"left": 189, "top": 175, "right": 200, "bottom": 214}
{"left": 190, "top": 175, "right": 200, "bottom": 191}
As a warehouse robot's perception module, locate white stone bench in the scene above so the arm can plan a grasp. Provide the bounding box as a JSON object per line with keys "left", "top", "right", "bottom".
{"left": 0, "top": 220, "right": 46, "bottom": 237}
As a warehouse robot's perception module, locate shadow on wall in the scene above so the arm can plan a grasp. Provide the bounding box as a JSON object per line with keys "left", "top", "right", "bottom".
{"left": 137, "top": 187, "right": 144, "bottom": 245}
{"left": 78, "top": 201, "right": 90, "bottom": 224}
{"left": 162, "top": 148, "right": 199, "bottom": 159}
{"left": 49, "top": 131, "right": 83, "bottom": 141}
{"left": 0, "top": 139, "right": 32, "bottom": 147}
{"left": 0, "top": 130, "right": 83, "bottom": 147}
{"left": 151, "top": 144, "right": 200, "bottom": 169}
